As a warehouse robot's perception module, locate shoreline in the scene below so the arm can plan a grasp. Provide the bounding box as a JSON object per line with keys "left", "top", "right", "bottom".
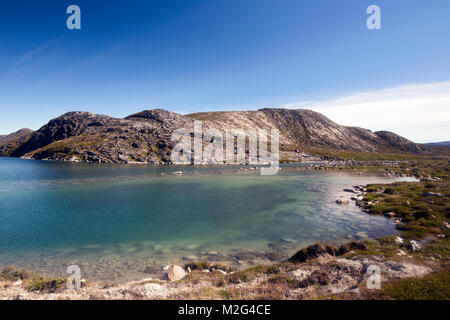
{"left": 0, "top": 159, "right": 448, "bottom": 299}
{"left": 0, "top": 167, "right": 406, "bottom": 284}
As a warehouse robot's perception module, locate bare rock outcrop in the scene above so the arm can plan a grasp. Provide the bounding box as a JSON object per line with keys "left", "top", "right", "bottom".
{"left": 0, "top": 108, "right": 434, "bottom": 163}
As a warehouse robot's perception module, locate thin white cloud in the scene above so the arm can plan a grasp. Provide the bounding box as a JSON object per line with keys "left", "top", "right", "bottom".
{"left": 282, "top": 82, "right": 450, "bottom": 143}
{"left": 13, "top": 39, "right": 58, "bottom": 67}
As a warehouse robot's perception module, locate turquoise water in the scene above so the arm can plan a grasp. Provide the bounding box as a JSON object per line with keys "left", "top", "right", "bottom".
{"left": 0, "top": 158, "right": 413, "bottom": 282}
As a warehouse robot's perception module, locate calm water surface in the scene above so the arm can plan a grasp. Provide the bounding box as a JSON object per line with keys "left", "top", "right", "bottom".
{"left": 0, "top": 158, "right": 414, "bottom": 282}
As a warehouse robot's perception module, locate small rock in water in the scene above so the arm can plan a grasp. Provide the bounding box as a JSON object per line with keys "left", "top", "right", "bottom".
{"left": 165, "top": 264, "right": 186, "bottom": 281}
{"left": 281, "top": 238, "right": 297, "bottom": 243}
{"left": 207, "top": 251, "right": 218, "bottom": 255}
{"left": 394, "top": 236, "right": 404, "bottom": 244}
{"left": 183, "top": 255, "right": 198, "bottom": 261}
{"left": 355, "top": 232, "right": 368, "bottom": 239}
{"left": 343, "top": 189, "right": 356, "bottom": 193}
{"left": 384, "top": 212, "right": 396, "bottom": 218}
{"left": 335, "top": 199, "right": 349, "bottom": 205}
{"left": 408, "top": 240, "right": 421, "bottom": 251}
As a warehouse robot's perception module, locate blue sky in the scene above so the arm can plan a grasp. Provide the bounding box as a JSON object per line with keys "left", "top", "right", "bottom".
{"left": 0, "top": 0, "right": 449, "bottom": 142}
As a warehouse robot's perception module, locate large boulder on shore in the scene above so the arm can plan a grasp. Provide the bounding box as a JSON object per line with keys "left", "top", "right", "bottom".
{"left": 337, "top": 240, "right": 368, "bottom": 255}
{"left": 165, "top": 265, "right": 187, "bottom": 281}
{"left": 289, "top": 243, "right": 338, "bottom": 263}
{"left": 289, "top": 241, "right": 368, "bottom": 263}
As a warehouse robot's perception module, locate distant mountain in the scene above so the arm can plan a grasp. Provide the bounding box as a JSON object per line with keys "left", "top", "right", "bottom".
{"left": 0, "top": 108, "right": 439, "bottom": 163}
{"left": 0, "top": 128, "right": 34, "bottom": 157}
{"left": 426, "top": 141, "right": 450, "bottom": 147}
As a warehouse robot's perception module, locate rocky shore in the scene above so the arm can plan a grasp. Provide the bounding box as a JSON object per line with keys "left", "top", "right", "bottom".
{"left": 0, "top": 238, "right": 445, "bottom": 300}
{"left": 1, "top": 160, "right": 448, "bottom": 300}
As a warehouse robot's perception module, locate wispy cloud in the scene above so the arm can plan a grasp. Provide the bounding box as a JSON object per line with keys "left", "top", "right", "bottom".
{"left": 282, "top": 82, "right": 450, "bottom": 143}
{"left": 13, "top": 38, "right": 59, "bottom": 67}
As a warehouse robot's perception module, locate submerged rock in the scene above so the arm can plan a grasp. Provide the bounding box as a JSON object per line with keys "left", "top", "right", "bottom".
{"left": 335, "top": 199, "right": 349, "bottom": 205}
{"left": 384, "top": 212, "right": 396, "bottom": 218}
{"left": 394, "top": 236, "right": 404, "bottom": 244}
{"left": 182, "top": 255, "right": 198, "bottom": 261}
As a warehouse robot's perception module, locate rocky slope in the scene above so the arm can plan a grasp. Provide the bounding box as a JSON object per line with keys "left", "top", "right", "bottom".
{"left": 0, "top": 108, "right": 435, "bottom": 163}
{"left": 0, "top": 128, "right": 34, "bottom": 157}
{"left": 426, "top": 141, "right": 450, "bottom": 147}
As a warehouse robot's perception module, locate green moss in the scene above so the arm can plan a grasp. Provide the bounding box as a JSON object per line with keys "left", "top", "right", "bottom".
{"left": 421, "top": 239, "right": 450, "bottom": 260}
{"left": 227, "top": 271, "right": 250, "bottom": 284}
{"left": 303, "top": 147, "right": 422, "bottom": 161}
{"left": 0, "top": 266, "right": 33, "bottom": 281}
{"left": 1, "top": 266, "right": 67, "bottom": 293}
{"left": 264, "top": 265, "right": 280, "bottom": 275}
{"left": 266, "top": 275, "right": 298, "bottom": 289}
{"left": 358, "top": 163, "right": 449, "bottom": 240}
{"left": 184, "top": 261, "right": 210, "bottom": 271}
{"left": 218, "top": 289, "right": 240, "bottom": 299}
{"left": 184, "top": 261, "right": 233, "bottom": 273}
{"left": 382, "top": 270, "right": 450, "bottom": 300}
{"left": 26, "top": 277, "right": 66, "bottom": 293}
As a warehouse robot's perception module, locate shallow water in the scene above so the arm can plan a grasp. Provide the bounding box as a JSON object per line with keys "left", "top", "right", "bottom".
{"left": 0, "top": 158, "right": 414, "bottom": 282}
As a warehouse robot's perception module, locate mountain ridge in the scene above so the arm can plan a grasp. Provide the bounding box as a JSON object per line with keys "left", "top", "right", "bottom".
{"left": 0, "top": 108, "right": 439, "bottom": 163}
{"left": 426, "top": 141, "right": 450, "bottom": 147}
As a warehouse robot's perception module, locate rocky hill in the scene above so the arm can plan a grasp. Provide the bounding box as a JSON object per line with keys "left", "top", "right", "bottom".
{"left": 0, "top": 108, "right": 437, "bottom": 163}
{"left": 0, "top": 128, "right": 34, "bottom": 157}
{"left": 426, "top": 141, "right": 450, "bottom": 147}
